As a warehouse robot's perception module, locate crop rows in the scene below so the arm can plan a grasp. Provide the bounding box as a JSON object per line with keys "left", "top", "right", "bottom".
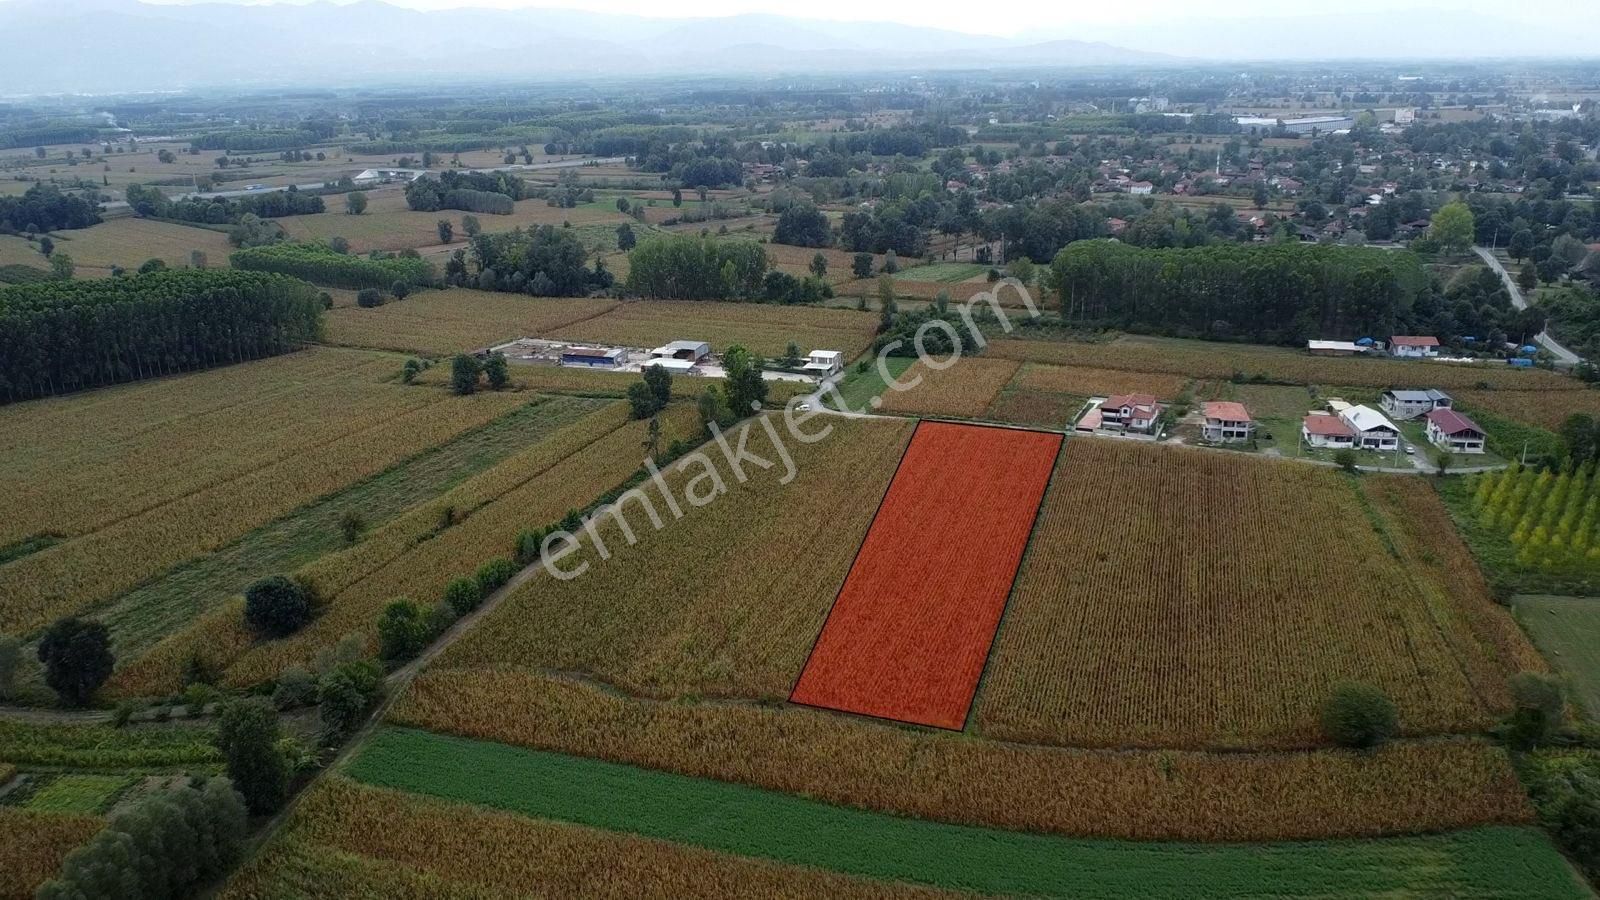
{"left": 1455, "top": 389, "right": 1600, "bottom": 431}
{"left": 985, "top": 337, "right": 1580, "bottom": 391}
{"left": 975, "top": 439, "right": 1522, "bottom": 750}
{"left": 0, "top": 807, "right": 103, "bottom": 900}
{"left": 0, "top": 387, "right": 524, "bottom": 635}
{"left": 0, "top": 720, "right": 219, "bottom": 768}
{"left": 874, "top": 358, "right": 1021, "bottom": 418}
{"left": 792, "top": 422, "right": 1059, "bottom": 728}
{"left": 1013, "top": 362, "right": 1189, "bottom": 400}
{"left": 392, "top": 669, "right": 1533, "bottom": 843}
{"left": 548, "top": 300, "right": 881, "bottom": 359}
{"left": 433, "top": 417, "right": 915, "bottom": 700}
{"left": 324, "top": 289, "right": 620, "bottom": 355}
{"left": 0, "top": 347, "right": 406, "bottom": 549}
{"left": 224, "top": 778, "right": 955, "bottom": 900}
{"left": 983, "top": 388, "right": 1085, "bottom": 429}
{"left": 110, "top": 402, "right": 698, "bottom": 695}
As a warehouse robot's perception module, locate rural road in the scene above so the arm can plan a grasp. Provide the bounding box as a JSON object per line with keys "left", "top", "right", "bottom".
{"left": 1474, "top": 246, "right": 1582, "bottom": 364}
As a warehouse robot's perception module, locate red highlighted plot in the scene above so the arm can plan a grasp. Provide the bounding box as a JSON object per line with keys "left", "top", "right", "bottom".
{"left": 790, "top": 421, "right": 1060, "bottom": 729}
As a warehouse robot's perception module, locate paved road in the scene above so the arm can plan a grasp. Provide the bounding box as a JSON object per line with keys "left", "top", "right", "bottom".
{"left": 101, "top": 155, "right": 626, "bottom": 211}
{"left": 1474, "top": 245, "right": 1582, "bottom": 364}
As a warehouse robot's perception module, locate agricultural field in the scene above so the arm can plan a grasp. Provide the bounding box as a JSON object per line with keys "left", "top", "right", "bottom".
{"left": 324, "top": 289, "right": 619, "bottom": 355}
{"left": 792, "top": 422, "right": 1060, "bottom": 728}
{"left": 1453, "top": 389, "right": 1600, "bottom": 431}
{"left": 0, "top": 719, "right": 219, "bottom": 769}
{"left": 1455, "top": 464, "right": 1600, "bottom": 580}
{"left": 0, "top": 807, "right": 104, "bottom": 900}
{"left": 275, "top": 189, "right": 630, "bottom": 254}
{"left": 430, "top": 416, "right": 915, "bottom": 700}
{"left": 890, "top": 262, "right": 988, "bottom": 283}
{"left": 975, "top": 439, "right": 1539, "bottom": 750}
{"left": 20, "top": 775, "right": 134, "bottom": 814}
{"left": 547, "top": 300, "right": 880, "bottom": 360}
{"left": 985, "top": 335, "right": 1581, "bottom": 392}
{"left": 1011, "top": 361, "right": 1191, "bottom": 399}
{"left": 71, "top": 395, "right": 609, "bottom": 676}
{"left": 0, "top": 347, "right": 526, "bottom": 635}
{"left": 111, "top": 401, "right": 698, "bottom": 695}
{"left": 873, "top": 357, "right": 1021, "bottom": 419}
{"left": 1514, "top": 595, "right": 1600, "bottom": 717}
{"left": 224, "top": 778, "right": 957, "bottom": 900}
{"left": 316, "top": 728, "right": 1583, "bottom": 899}
{"left": 39, "top": 218, "right": 232, "bottom": 275}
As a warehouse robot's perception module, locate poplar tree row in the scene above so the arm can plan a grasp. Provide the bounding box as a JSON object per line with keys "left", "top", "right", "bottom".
{"left": 0, "top": 270, "right": 324, "bottom": 403}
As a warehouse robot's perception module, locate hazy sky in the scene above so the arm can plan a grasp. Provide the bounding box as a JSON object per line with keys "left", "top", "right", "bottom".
{"left": 136, "top": 0, "right": 1582, "bottom": 37}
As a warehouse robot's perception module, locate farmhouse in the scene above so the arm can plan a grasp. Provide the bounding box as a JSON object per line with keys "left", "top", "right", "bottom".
{"left": 801, "top": 350, "right": 844, "bottom": 377}
{"left": 1425, "top": 408, "right": 1487, "bottom": 454}
{"left": 1307, "top": 340, "right": 1363, "bottom": 356}
{"left": 1380, "top": 388, "right": 1452, "bottom": 420}
{"left": 1302, "top": 413, "right": 1356, "bottom": 448}
{"left": 1390, "top": 336, "right": 1441, "bottom": 358}
{"left": 1201, "top": 401, "right": 1254, "bottom": 443}
{"left": 649, "top": 340, "right": 711, "bottom": 363}
{"left": 1339, "top": 405, "right": 1401, "bottom": 451}
{"left": 1099, "top": 393, "right": 1163, "bottom": 434}
{"left": 558, "top": 346, "right": 627, "bottom": 369}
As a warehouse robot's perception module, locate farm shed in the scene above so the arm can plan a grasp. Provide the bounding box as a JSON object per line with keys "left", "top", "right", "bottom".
{"left": 650, "top": 340, "right": 711, "bottom": 362}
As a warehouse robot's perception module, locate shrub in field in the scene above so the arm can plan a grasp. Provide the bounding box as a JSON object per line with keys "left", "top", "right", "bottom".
{"left": 378, "top": 599, "right": 430, "bottom": 662}
{"left": 318, "top": 660, "right": 383, "bottom": 744}
{"left": 443, "top": 577, "right": 482, "bottom": 617}
{"left": 0, "top": 633, "right": 19, "bottom": 699}
{"left": 450, "top": 353, "right": 481, "bottom": 395}
{"left": 216, "top": 697, "right": 290, "bottom": 815}
{"left": 1504, "top": 672, "right": 1565, "bottom": 749}
{"left": 474, "top": 557, "right": 518, "bottom": 595}
{"left": 245, "top": 575, "right": 312, "bottom": 638}
{"left": 272, "top": 667, "right": 316, "bottom": 710}
{"left": 484, "top": 352, "right": 509, "bottom": 390}
{"left": 1322, "top": 682, "right": 1398, "bottom": 749}
{"left": 36, "top": 777, "right": 246, "bottom": 900}
{"left": 356, "top": 287, "right": 384, "bottom": 308}
{"left": 38, "top": 618, "right": 113, "bottom": 706}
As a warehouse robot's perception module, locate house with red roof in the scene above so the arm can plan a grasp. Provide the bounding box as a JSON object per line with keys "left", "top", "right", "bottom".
{"left": 1424, "top": 408, "right": 1487, "bottom": 454}
{"left": 1390, "top": 335, "right": 1441, "bottom": 358}
{"left": 1201, "top": 401, "right": 1254, "bottom": 443}
{"left": 1099, "top": 393, "right": 1163, "bottom": 434}
{"left": 1301, "top": 412, "right": 1357, "bottom": 449}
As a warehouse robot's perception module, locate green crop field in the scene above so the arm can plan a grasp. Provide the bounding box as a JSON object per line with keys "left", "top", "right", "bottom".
{"left": 23, "top": 775, "right": 134, "bottom": 814}
{"left": 344, "top": 728, "right": 1587, "bottom": 899}
{"left": 0, "top": 720, "right": 219, "bottom": 769}
{"left": 1515, "top": 595, "right": 1600, "bottom": 717}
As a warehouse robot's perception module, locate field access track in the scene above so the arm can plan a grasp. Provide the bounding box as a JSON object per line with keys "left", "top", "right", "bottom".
{"left": 790, "top": 421, "right": 1060, "bottom": 729}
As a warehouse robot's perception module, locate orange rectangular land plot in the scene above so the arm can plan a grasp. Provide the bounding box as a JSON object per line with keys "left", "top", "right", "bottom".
{"left": 789, "top": 421, "right": 1060, "bottom": 729}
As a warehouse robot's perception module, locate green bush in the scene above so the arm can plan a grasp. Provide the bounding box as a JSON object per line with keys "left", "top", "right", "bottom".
{"left": 442, "top": 577, "right": 482, "bottom": 616}
{"left": 215, "top": 697, "right": 289, "bottom": 815}
{"left": 378, "top": 598, "right": 430, "bottom": 662}
{"left": 244, "top": 575, "right": 312, "bottom": 638}
{"left": 1321, "top": 682, "right": 1398, "bottom": 748}
{"left": 474, "top": 557, "right": 519, "bottom": 595}
{"left": 1505, "top": 672, "right": 1566, "bottom": 749}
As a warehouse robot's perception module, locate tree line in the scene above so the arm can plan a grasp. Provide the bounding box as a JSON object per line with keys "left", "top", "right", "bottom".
{"left": 231, "top": 242, "right": 435, "bottom": 291}
{"left": 405, "top": 170, "right": 528, "bottom": 213}
{"left": 0, "top": 183, "right": 102, "bottom": 233}
{"left": 0, "top": 269, "right": 324, "bottom": 403}
{"left": 624, "top": 234, "right": 769, "bottom": 301}
{"left": 125, "top": 184, "right": 325, "bottom": 224}
{"left": 444, "top": 225, "right": 612, "bottom": 296}
{"left": 1050, "top": 240, "right": 1431, "bottom": 345}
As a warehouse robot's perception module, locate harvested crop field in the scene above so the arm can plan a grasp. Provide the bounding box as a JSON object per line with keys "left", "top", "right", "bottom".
{"left": 324, "top": 289, "right": 619, "bottom": 355}
{"left": 792, "top": 422, "right": 1060, "bottom": 728}
{"left": 276, "top": 192, "right": 629, "bottom": 254}
{"left": 547, "top": 300, "right": 880, "bottom": 359}
{"left": 873, "top": 357, "right": 1021, "bottom": 419}
{"left": 986, "top": 336, "right": 1580, "bottom": 392}
{"left": 1453, "top": 389, "right": 1600, "bottom": 431}
{"left": 36, "top": 218, "right": 232, "bottom": 276}
{"left": 394, "top": 669, "right": 1535, "bottom": 842}
{"left": 431, "top": 417, "right": 915, "bottom": 700}
{"left": 975, "top": 439, "right": 1538, "bottom": 750}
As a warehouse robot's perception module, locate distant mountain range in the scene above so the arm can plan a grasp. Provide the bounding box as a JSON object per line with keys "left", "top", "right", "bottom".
{"left": 0, "top": 0, "right": 1176, "bottom": 94}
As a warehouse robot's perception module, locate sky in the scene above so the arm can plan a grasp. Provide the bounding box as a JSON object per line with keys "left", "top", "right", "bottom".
{"left": 134, "top": 0, "right": 1576, "bottom": 38}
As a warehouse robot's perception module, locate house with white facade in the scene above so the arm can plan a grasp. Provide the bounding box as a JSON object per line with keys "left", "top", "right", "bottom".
{"left": 1389, "top": 335, "right": 1441, "bottom": 358}
{"left": 800, "top": 350, "right": 843, "bottom": 377}
{"left": 1099, "top": 393, "right": 1163, "bottom": 434}
{"left": 1201, "top": 401, "right": 1254, "bottom": 443}
{"left": 1302, "top": 413, "right": 1356, "bottom": 448}
{"left": 1425, "top": 408, "right": 1487, "bottom": 454}
{"left": 1339, "top": 405, "right": 1401, "bottom": 451}
{"left": 1379, "top": 389, "right": 1452, "bottom": 420}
